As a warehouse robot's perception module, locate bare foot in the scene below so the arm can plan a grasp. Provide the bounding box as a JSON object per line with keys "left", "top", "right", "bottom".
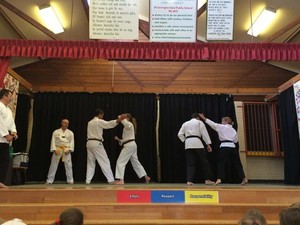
{"left": 114, "top": 180, "right": 124, "bottom": 185}
{"left": 241, "top": 178, "right": 248, "bottom": 185}
{"left": 214, "top": 179, "right": 222, "bottom": 185}
{"left": 187, "top": 182, "right": 194, "bottom": 186}
{"left": 0, "top": 183, "right": 8, "bottom": 189}
{"left": 205, "top": 180, "right": 215, "bottom": 185}
{"left": 145, "top": 176, "right": 151, "bottom": 184}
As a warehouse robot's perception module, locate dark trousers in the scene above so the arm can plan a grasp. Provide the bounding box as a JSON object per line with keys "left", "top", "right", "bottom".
{"left": 0, "top": 143, "right": 10, "bottom": 184}
{"left": 217, "top": 147, "right": 245, "bottom": 181}
{"left": 186, "top": 148, "right": 213, "bottom": 182}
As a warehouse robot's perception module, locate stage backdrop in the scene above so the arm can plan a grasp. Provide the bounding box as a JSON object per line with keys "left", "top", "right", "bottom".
{"left": 27, "top": 92, "right": 157, "bottom": 183}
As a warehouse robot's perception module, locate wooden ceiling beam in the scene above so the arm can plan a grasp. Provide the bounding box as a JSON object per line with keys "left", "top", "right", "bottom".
{"left": 117, "top": 62, "right": 145, "bottom": 87}
{"left": 81, "top": 0, "right": 89, "bottom": 21}
{"left": 197, "top": 3, "right": 207, "bottom": 17}
{"left": 139, "top": 19, "right": 149, "bottom": 39}
{"left": 7, "top": 67, "right": 33, "bottom": 92}
{"left": 0, "top": 0, "right": 57, "bottom": 40}
{"left": 0, "top": 7, "right": 26, "bottom": 39}
{"left": 164, "top": 63, "right": 191, "bottom": 87}
{"left": 264, "top": 16, "right": 300, "bottom": 43}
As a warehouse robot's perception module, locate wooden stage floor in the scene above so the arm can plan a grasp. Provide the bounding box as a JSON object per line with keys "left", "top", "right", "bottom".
{"left": 1, "top": 182, "right": 299, "bottom": 225}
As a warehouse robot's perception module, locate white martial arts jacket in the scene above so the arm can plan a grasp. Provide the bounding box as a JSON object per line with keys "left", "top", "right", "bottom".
{"left": 50, "top": 128, "right": 74, "bottom": 152}
{"left": 86, "top": 117, "right": 118, "bottom": 148}
{"left": 0, "top": 101, "right": 17, "bottom": 143}
{"left": 205, "top": 119, "right": 238, "bottom": 148}
{"left": 178, "top": 118, "right": 211, "bottom": 149}
{"left": 117, "top": 119, "right": 135, "bottom": 146}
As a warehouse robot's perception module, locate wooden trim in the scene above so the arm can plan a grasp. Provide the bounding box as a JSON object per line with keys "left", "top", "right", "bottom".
{"left": 197, "top": 3, "right": 207, "bottom": 17}
{"left": 0, "top": 0, "right": 58, "bottom": 40}
{"left": 279, "top": 73, "right": 300, "bottom": 93}
{"left": 264, "top": 16, "right": 300, "bottom": 43}
{"left": 7, "top": 67, "right": 33, "bottom": 91}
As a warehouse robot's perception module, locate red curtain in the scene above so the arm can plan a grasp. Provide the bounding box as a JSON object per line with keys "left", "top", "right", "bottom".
{"left": 0, "top": 57, "right": 10, "bottom": 87}
{"left": 0, "top": 39, "right": 299, "bottom": 61}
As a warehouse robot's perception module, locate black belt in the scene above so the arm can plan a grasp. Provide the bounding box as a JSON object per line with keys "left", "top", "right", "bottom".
{"left": 122, "top": 139, "right": 135, "bottom": 146}
{"left": 87, "top": 138, "right": 103, "bottom": 142}
{"left": 221, "top": 140, "right": 234, "bottom": 143}
{"left": 186, "top": 135, "right": 201, "bottom": 140}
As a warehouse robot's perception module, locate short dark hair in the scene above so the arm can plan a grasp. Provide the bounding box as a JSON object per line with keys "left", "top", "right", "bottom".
{"left": 280, "top": 207, "right": 300, "bottom": 225}
{"left": 94, "top": 108, "right": 104, "bottom": 117}
{"left": 191, "top": 113, "right": 200, "bottom": 119}
{"left": 0, "top": 89, "right": 12, "bottom": 99}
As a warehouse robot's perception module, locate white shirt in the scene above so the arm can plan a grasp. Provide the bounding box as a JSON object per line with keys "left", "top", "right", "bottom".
{"left": 0, "top": 101, "right": 17, "bottom": 143}
{"left": 86, "top": 117, "right": 118, "bottom": 148}
{"left": 178, "top": 118, "right": 211, "bottom": 149}
{"left": 50, "top": 128, "right": 74, "bottom": 152}
{"left": 205, "top": 118, "right": 238, "bottom": 148}
{"left": 118, "top": 119, "right": 135, "bottom": 146}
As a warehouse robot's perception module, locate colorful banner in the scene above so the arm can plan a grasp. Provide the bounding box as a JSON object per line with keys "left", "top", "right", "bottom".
{"left": 151, "top": 190, "right": 185, "bottom": 203}
{"left": 185, "top": 191, "right": 219, "bottom": 204}
{"left": 3, "top": 72, "right": 19, "bottom": 118}
{"left": 293, "top": 80, "right": 300, "bottom": 139}
{"left": 117, "top": 190, "right": 151, "bottom": 203}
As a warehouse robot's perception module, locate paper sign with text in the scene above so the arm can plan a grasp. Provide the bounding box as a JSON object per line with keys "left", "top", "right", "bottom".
{"left": 185, "top": 191, "right": 219, "bottom": 203}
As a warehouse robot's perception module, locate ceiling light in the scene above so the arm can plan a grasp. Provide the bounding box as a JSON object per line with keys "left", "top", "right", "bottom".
{"left": 247, "top": 7, "right": 276, "bottom": 37}
{"left": 39, "top": 5, "right": 64, "bottom": 34}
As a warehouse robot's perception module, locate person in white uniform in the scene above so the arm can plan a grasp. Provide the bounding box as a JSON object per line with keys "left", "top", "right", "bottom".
{"left": 114, "top": 113, "right": 150, "bottom": 185}
{"left": 86, "top": 109, "right": 125, "bottom": 184}
{"left": 178, "top": 113, "right": 215, "bottom": 185}
{"left": 46, "top": 119, "right": 74, "bottom": 184}
{"left": 0, "top": 89, "right": 17, "bottom": 188}
{"left": 199, "top": 113, "right": 248, "bottom": 185}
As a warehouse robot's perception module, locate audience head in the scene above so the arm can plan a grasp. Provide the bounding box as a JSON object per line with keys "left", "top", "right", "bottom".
{"left": 238, "top": 209, "right": 267, "bottom": 225}
{"left": 52, "top": 208, "right": 84, "bottom": 225}
{"left": 279, "top": 206, "right": 300, "bottom": 225}
{"left": 1, "top": 218, "right": 27, "bottom": 225}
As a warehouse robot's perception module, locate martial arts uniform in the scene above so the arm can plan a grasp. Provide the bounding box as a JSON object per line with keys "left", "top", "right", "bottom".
{"left": 178, "top": 118, "right": 214, "bottom": 183}
{"left": 0, "top": 101, "right": 16, "bottom": 184}
{"left": 115, "top": 119, "right": 147, "bottom": 180}
{"left": 86, "top": 117, "right": 118, "bottom": 184}
{"left": 46, "top": 128, "right": 74, "bottom": 184}
{"left": 204, "top": 119, "right": 246, "bottom": 181}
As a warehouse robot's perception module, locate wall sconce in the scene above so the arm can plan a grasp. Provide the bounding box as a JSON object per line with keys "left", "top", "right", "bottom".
{"left": 247, "top": 7, "right": 276, "bottom": 37}
{"left": 39, "top": 4, "right": 64, "bottom": 34}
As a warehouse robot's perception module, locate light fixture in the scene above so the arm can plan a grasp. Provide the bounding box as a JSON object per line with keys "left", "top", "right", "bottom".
{"left": 87, "top": 0, "right": 90, "bottom": 6}
{"left": 39, "top": 5, "right": 64, "bottom": 34}
{"left": 247, "top": 7, "right": 276, "bottom": 37}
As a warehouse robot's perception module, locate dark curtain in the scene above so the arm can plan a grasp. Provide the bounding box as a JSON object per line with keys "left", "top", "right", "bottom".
{"left": 0, "top": 39, "right": 299, "bottom": 61}
{"left": 28, "top": 92, "right": 157, "bottom": 183}
{"left": 159, "top": 94, "right": 237, "bottom": 183}
{"left": 13, "top": 94, "right": 31, "bottom": 152}
{"left": 278, "top": 87, "right": 300, "bottom": 184}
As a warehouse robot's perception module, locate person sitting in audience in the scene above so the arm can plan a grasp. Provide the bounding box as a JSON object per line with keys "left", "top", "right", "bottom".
{"left": 52, "top": 208, "right": 84, "bottom": 225}
{"left": 279, "top": 206, "right": 300, "bottom": 225}
{"left": 237, "top": 209, "right": 267, "bottom": 225}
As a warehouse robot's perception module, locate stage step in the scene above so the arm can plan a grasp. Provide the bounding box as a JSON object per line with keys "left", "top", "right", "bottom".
{"left": 0, "top": 184, "right": 297, "bottom": 225}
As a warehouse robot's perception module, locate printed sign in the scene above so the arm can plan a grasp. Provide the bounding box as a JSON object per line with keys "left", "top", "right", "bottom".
{"left": 151, "top": 190, "right": 185, "bottom": 203}
{"left": 185, "top": 191, "right": 219, "bottom": 203}
{"left": 150, "top": 0, "right": 197, "bottom": 42}
{"left": 90, "top": 0, "right": 139, "bottom": 40}
{"left": 206, "top": 0, "right": 234, "bottom": 40}
{"left": 117, "top": 190, "right": 151, "bottom": 203}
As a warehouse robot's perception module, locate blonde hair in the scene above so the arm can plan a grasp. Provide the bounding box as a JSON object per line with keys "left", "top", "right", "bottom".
{"left": 222, "top": 117, "right": 233, "bottom": 125}
{"left": 126, "top": 113, "right": 137, "bottom": 134}
{"left": 237, "top": 209, "right": 267, "bottom": 225}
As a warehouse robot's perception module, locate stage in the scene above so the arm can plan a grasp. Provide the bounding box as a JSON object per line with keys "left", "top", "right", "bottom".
{"left": 1, "top": 182, "right": 299, "bottom": 225}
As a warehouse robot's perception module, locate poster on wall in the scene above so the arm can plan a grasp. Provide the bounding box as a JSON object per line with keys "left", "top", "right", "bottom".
{"left": 89, "top": 0, "right": 139, "bottom": 40}
{"left": 150, "top": 0, "right": 197, "bottom": 42}
{"left": 3, "top": 73, "right": 19, "bottom": 118}
{"left": 293, "top": 80, "right": 300, "bottom": 139}
{"left": 206, "top": 0, "right": 234, "bottom": 40}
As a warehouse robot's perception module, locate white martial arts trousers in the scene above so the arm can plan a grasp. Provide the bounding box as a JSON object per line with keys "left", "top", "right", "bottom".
{"left": 115, "top": 142, "right": 147, "bottom": 180}
{"left": 46, "top": 151, "right": 73, "bottom": 184}
{"left": 86, "top": 144, "right": 115, "bottom": 183}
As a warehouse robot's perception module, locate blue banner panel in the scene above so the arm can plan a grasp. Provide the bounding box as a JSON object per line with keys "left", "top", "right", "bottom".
{"left": 151, "top": 190, "right": 185, "bottom": 203}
